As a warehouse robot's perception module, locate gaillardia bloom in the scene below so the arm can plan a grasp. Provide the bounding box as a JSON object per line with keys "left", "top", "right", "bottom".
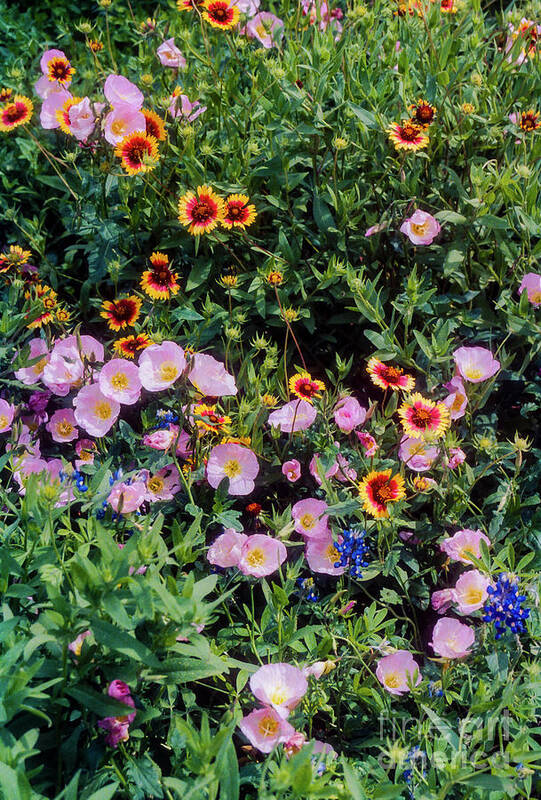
{"left": 115, "top": 131, "right": 159, "bottom": 176}
{"left": 0, "top": 95, "right": 33, "bottom": 132}
{"left": 222, "top": 194, "right": 257, "bottom": 229}
{"left": 398, "top": 393, "right": 450, "bottom": 440}
{"left": 100, "top": 296, "right": 142, "bottom": 331}
{"left": 141, "top": 252, "right": 180, "bottom": 300}
{"left": 55, "top": 96, "right": 83, "bottom": 135}
{"left": 178, "top": 186, "right": 225, "bottom": 235}
{"left": 519, "top": 110, "right": 540, "bottom": 132}
{"left": 203, "top": 0, "right": 240, "bottom": 29}
{"left": 367, "top": 357, "right": 415, "bottom": 392}
{"left": 358, "top": 470, "right": 405, "bottom": 518}
{"left": 289, "top": 372, "right": 325, "bottom": 402}
{"left": 409, "top": 99, "right": 436, "bottom": 127}
{"left": 46, "top": 54, "right": 75, "bottom": 85}
{"left": 113, "top": 333, "right": 152, "bottom": 358}
{"left": 143, "top": 109, "right": 167, "bottom": 141}
{"left": 176, "top": 0, "right": 206, "bottom": 10}
{"left": 388, "top": 120, "right": 429, "bottom": 152}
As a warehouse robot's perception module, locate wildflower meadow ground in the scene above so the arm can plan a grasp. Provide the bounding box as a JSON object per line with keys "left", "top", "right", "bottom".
{"left": 0, "top": 0, "right": 540, "bottom": 798}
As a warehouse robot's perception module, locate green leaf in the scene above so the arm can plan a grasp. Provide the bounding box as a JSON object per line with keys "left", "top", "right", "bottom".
{"left": 65, "top": 686, "right": 138, "bottom": 720}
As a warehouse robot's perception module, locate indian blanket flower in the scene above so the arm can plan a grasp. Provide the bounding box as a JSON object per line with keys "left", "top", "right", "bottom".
{"left": 249, "top": 663, "right": 308, "bottom": 718}
{"left": 367, "top": 357, "right": 415, "bottom": 392}
{"left": 113, "top": 333, "right": 152, "bottom": 359}
{"left": 453, "top": 346, "right": 500, "bottom": 383}
{"left": 73, "top": 384, "right": 120, "bottom": 437}
{"left": 517, "top": 110, "right": 540, "bottom": 132}
{"left": 398, "top": 394, "right": 450, "bottom": 440}
{"left": 68, "top": 97, "right": 95, "bottom": 140}
{"left": 178, "top": 186, "right": 225, "bottom": 235}
{"left": 268, "top": 398, "right": 317, "bottom": 433}
{"left": 238, "top": 534, "right": 287, "bottom": 577}
{"left": 156, "top": 38, "right": 187, "bottom": 69}
{"left": 238, "top": 707, "right": 295, "bottom": 754}
{"left": 0, "top": 399, "right": 15, "bottom": 433}
{"left": 333, "top": 396, "right": 366, "bottom": 433}
{"left": 453, "top": 569, "right": 491, "bottom": 614}
{"left": 519, "top": 272, "right": 541, "bottom": 306}
{"left": 398, "top": 436, "right": 439, "bottom": 471}
{"left": 104, "top": 105, "right": 146, "bottom": 146}
{"left": 400, "top": 210, "right": 441, "bottom": 245}
{"left": 409, "top": 99, "right": 436, "bottom": 127}
{"left": 99, "top": 358, "right": 142, "bottom": 405}
{"left": 188, "top": 352, "right": 237, "bottom": 396}
{"left": 141, "top": 252, "right": 180, "bottom": 300}
{"left": 376, "top": 650, "right": 422, "bottom": 695}
{"left": 207, "top": 529, "right": 248, "bottom": 568}
{"left": 0, "top": 95, "right": 33, "bottom": 132}
{"left": 355, "top": 430, "right": 379, "bottom": 457}
{"left": 206, "top": 442, "right": 259, "bottom": 495}
{"left": 245, "top": 12, "right": 284, "bottom": 48}
{"left": 292, "top": 498, "right": 329, "bottom": 539}
{"left": 14, "top": 338, "right": 49, "bottom": 384}
{"left": 282, "top": 459, "right": 301, "bottom": 482}
{"left": 55, "top": 96, "right": 83, "bottom": 135}
{"left": 45, "top": 408, "right": 78, "bottom": 442}
{"left": 115, "top": 131, "right": 159, "bottom": 176}
{"left": 222, "top": 194, "right": 257, "bottom": 229}
{"left": 138, "top": 341, "right": 186, "bottom": 391}
{"left": 108, "top": 480, "right": 146, "bottom": 513}
{"left": 104, "top": 74, "right": 143, "bottom": 109}
{"left": 430, "top": 618, "right": 475, "bottom": 659}
{"left": 440, "top": 0, "right": 457, "bottom": 12}
{"left": 142, "top": 109, "right": 166, "bottom": 141}
{"left": 443, "top": 376, "right": 467, "bottom": 420}
{"left": 203, "top": 0, "right": 240, "bottom": 29}
{"left": 388, "top": 120, "right": 429, "bottom": 152}
{"left": 305, "top": 532, "right": 345, "bottom": 576}
{"left": 358, "top": 470, "right": 406, "bottom": 518}
{"left": 440, "top": 528, "right": 491, "bottom": 564}
{"left": 40, "top": 49, "right": 75, "bottom": 85}
{"left": 289, "top": 372, "right": 325, "bottom": 402}
{"left": 101, "top": 296, "right": 142, "bottom": 331}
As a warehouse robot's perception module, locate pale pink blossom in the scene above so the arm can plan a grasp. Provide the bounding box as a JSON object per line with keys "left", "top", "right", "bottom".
{"left": 157, "top": 38, "right": 186, "bottom": 69}
{"left": 35, "top": 74, "right": 64, "bottom": 100}
{"left": 0, "top": 399, "right": 16, "bottom": 433}
{"left": 305, "top": 532, "right": 345, "bottom": 576}
{"left": 57, "top": 334, "right": 104, "bottom": 364}
{"left": 245, "top": 12, "right": 284, "bottom": 48}
{"left": 103, "top": 105, "right": 145, "bottom": 146}
{"left": 104, "top": 74, "right": 144, "bottom": 109}
{"left": 292, "top": 498, "right": 329, "bottom": 539}
{"left": 333, "top": 396, "right": 366, "bottom": 433}
{"left": 430, "top": 617, "right": 475, "bottom": 659}
{"left": 518, "top": 272, "right": 541, "bottom": 306}
{"left": 453, "top": 346, "right": 500, "bottom": 383}
{"left": 375, "top": 650, "right": 422, "bottom": 695}
{"left": 68, "top": 630, "right": 92, "bottom": 657}
{"left": 238, "top": 534, "right": 287, "bottom": 577}
{"left": 284, "top": 731, "right": 307, "bottom": 756}
{"left": 454, "top": 569, "right": 491, "bottom": 614}
{"left": 249, "top": 663, "right": 308, "bottom": 718}
{"left": 302, "top": 661, "right": 335, "bottom": 679}
{"left": 97, "top": 680, "right": 136, "bottom": 748}
{"left": 40, "top": 49, "right": 68, "bottom": 75}
{"left": 142, "top": 425, "right": 192, "bottom": 458}
{"left": 309, "top": 453, "right": 339, "bottom": 484}
{"left": 207, "top": 442, "right": 259, "bottom": 495}
{"left": 108, "top": 479, "right": 146, "bottom": 513}
{"left": 42, "top": 346, "right": 84, "bottom": 396}
{"left": 365, "top": 221, "right": 388, "bottom": 237}
{"left": 443, "top": 376, "right": 467, "bottom": 420}
{"left": 238, "top": 707, "right": 295, "bottom": 753}
{"left": 398, "top": 436, "right": 439, "bottom": 472}
{"left": 446, "top": 447, "right": 466, "bottom": 469}
{"left": 207, "top": 529, "right": 248, "bottom": 568}
{"left": 68, "top": 97, "right": 95, "bottom": 140}
{"left": 235, "top": 0, "right": 260, "bottom": 14}
{"left": 99, "top": 358, "right": 142, "bottom": 405}
{"left": 400, "top": 210, "right": 441, "bottom": 245}
{"left": 440, "top": 529, "right": 491, "bottom": 565}
{"left": 282, "top": 459, "right": 301, "bottom": 482}
{"left": 335, "top": 453, "right": 357, "bottom": 482}
{"left": 268, "top": 399, "right": 317, "bottom": 433}
{"left": 143, "top": 464, "right": 181, "bottom": 502}
{"left": 46, "top": 408, "right": 78, "bottom": 442}
{"left": 431, "top": 588, "right": 455, "bottom": 613}
{"left": 75, "top": 438, "right": 97, "bottom": 469}
{"left": 138, "top": 342, "right": 186, "bottom": 391}
{"left": 40, "top": 87, "right": 71, "bottom": 128}
{"left": 15, "top": 338, "right": 49, "bottom": 385}
{"left": 73, "top": 384, "right": 120, "bottom": 437}
{"left": 188, "top": 353, "right": 237, "bottom": 396}
{"left": 355, "top": 430, "right": 379, "bottom": 456}
{"left": 168, "top": 92, "right": 206, "bottom": 122}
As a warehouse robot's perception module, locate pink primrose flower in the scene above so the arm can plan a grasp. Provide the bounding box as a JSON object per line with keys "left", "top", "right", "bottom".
{"left": 249, "top": 663, "right": 308, "bottom": 718}
{"left": 453, "top": 346, "right": 500, "bottom": 383}
{"left": 518, "top": 272, "right": 541, "bottom": 306}
{"left": 375, "top": 650, "right": 422, "bottom": 695}
{"left": 42, "top": 348, "right": 84, "bottom": 396}
{"left": 143, "top": 464, "right": 181, "bottom": 502}
{"left": 440, "top": 528, "right": 491, "bottom": 565}
{"left": 446, "top": 447, "right": 466, "bottom": 469}
{"left": 365, "top": 221, "right": 388, "bottom": 237}
{"left": 431, "top": 588, "right": 455, "bottom": 613}
{"left": 57, "top": 334, "right": 104, "bottom": 363}
{"left": 355, "top": 430, "right": 379, "bottom": 456}
{"left": 334, "top": 453, "right": 357, "bottom": 482}
{"left": 430, "top": 617, "right": 475, "bottom": 659}
{"left": 443, "top": 376, "right": 467, "bottom": 420}
{"left": 309, "top": 453, "right": 339, "bottom": 484}
{"left": 291, "top": 498, "right": 329, "bottom": 539}
{"left": 398, "top": 436, "right": 439, "bottom": 472}
{"left": 333, "top": 396, "right": 367, "bottom": 433}
{"left": 108, "top": 479, "right": 146, "bottom": 513}
{"left": 305, "top": 531, "right": 345, "bottom": 576}
{"left": 235, "top": 0, "right": 261, "bottom": 15}
{"left": 138, "top": 341, "right": 186, "bottom": 391}
{"left": 400, "top": 210, "right": 441, "bottom": 245}
{"left": 268, "top": 399, "right": 317, "bottom": 433}
{"left": 99, "top": 358, "right": 142, "bottom": 405}
{"left": 168, "top": 92, "right": 207, "bottom": 122}
{"left": 157, "top": 38, "right": 187, "bottom": 69}
{"left": 46, "top": 408, "right": 78, "bottom": 442}
{"left": 238, "top": 707, "right": 295, "bottom": 753}
{"left": 40, "top": 87, "right": 72, "bottom": 128}
{"left": 68, "top": 630, "right": 92, "bottom": 657}
{"left": 238, "top": 534, "right": 287, "bottom": 577}
{"left": 188, "top": 353, "right": 237, "bottom": 396}
{"left": 245, "top": 12, "right": 284, "bottom": 49}
{"left": 73, "top": 383, "right": 120, "bottom": 437}
{"left": 15, "top": 338, "right": 49, "bottom": 384}
{"left": 282, "top": 459, "right": 301, "bottom": 482}
{"left": 103, "top": 105, "right": 146, "bottom": 146}
{"left": 68, "top": 97, "right": 95, "bottom": 140}
{"left": 75, "top": 438, "right": 97, "bottom": 469}
{"left": 206, "top": 442, "right": 259, "bottom": 495}
{"left": 453, "top": 569, "right": 491, "bottom": 614}
{"left": 104, "top": 74, "right": 144, "bottom": 109}
{"left": 207, "top": 529, "right": 248, "bottom": 568}
{"left": 0, "top": 399, "right": 16, "bottom": 433}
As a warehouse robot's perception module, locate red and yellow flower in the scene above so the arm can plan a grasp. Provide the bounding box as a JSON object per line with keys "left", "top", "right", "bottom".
{"left": 222, "top": 194, "right": 257, "bottom": 229}
{"left": 193, "top": 403, "right": 232, "bottom": 434}
{"left": 143, "top": 109, "right": 167, "bottom": 141}
{"left": 25, "top": 284, "right": 57, "bottom": 329}
{"left": 178, "top": 185, "right": 225, "bottom": 235}
{"left": 56, "top": 96, "right": 82, "bottom": 135}
{"left": 398, "top": 393, "right": 450, "bottom": 440}
{"left": 367, "top": 357, "right": 415, "bottom": 392}
{"left": 88, "top": 40, "right": 104, "bottom": 53}
{"left": 0, "top": 95, "right": 33, "bottom": 132}
{"left": 140, "top": 252, "right": 180, "bottom": 300}
{"left": 440, "top": 0, "right": 457, "bottom": 13}
{"left": 0, "top": 244, "right": 31, "bottom": 272}
{"left": 115, "top": 131, "right": 160, "bottom": 176}
{"left": 113, "top": 333, "right": 153, "bottom": 358}
{"left": 100, "top": 296, "right": 142, "bottom": 331}
{"left": 358, "top": 470, "right": 406, "bottom": 519}
{"left": 388, "top": 120, "right": 429, "bottom": 152}
{"left": 289, "top": 372, "right": 325, "bottom": 402}
{"left": 203, "top": 0, "right": 240, "bottom": 29}
{"left": 0, "top": 88, "right": 13, "bottom": 102}
{"left": 46, "top": 55, "right": 75, "bottom": 85}
{"left": 519, "top": 110, "right": 540, "bottom": 132}
{"left": 409, "top": 99, "right": 437, "bottom": 128}
{"left": 176, "top": 0, "right": 206, "bottom": 10}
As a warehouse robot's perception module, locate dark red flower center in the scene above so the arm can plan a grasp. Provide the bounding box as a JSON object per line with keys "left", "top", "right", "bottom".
{"left": 50, "top": 61, "right": 70, "bottom": 80}
{"left": 4, "top": 103, "right": 26, "bottom": 124}
{"left": 112, "top": 300, "right": 137, "bottom": 321}
{"left": 411, "top": 408, "right": 432, "bottom": 428}
{"left": 399, "top": 123, "right": 421, "bottom": 141}
{"left": 370, "top": 477, "right": 393, "bottom": 505}
{"left": 192, "top": 201, "right": 214, "bottom": 222}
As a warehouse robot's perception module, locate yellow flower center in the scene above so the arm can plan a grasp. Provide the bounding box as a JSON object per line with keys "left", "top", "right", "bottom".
{"left": 256, "top": 23, "right": 267, "bottom": 37}
{"left": 410, "top": 222, "right": 428, "bottom": 236}
{"left": 299, "top": 513, "right": 315, "bottom": 529}
{"left": 530, "top": 290, "right": 541, "bottom": 303}
{"left": 159, "top": 361, "right": 178, "bottom": 382}
{"left": 56, "top": 420, "right": 74, "bottom": 437}
{"left": 33, "top": 357, "right": 48, "bottom": 374}
{"left": 269, "top": 687, "right": 287, "bottom": 705}
{"left": 464, "top": 588, "right": 483, "bottom": 605}
{"left": 245, "top": 547, "right": 266, "bottom": 568}
{"left": 258, "top": 715, "right": 279, "bottom": 737}
{"left": 147, "top": 476, "right": 165, "bottom": 494}
{"left": 325, "top": 544, "right": 339, "bottom": 561}
{"left": 464, "top": 367, "right": 483, "bottom": 380}
{"left": 111, "top": 372, "right": 129, "bottom": 390}
{"left": 111, "top": 119, "right": 127, "bottom": 136}
{"left": 0, "top": 414, "right": 8, "bottom": 428}
{"left": 223, "top": 459, "right": 241, "bottom": 478}
{"left": 451, "top": 392, "right": 465, "bottom": 412}
{"left": 384, "top": 672, "right": 400, "bottom": 688}
{"left": 93, "top": 401, "right": 112, "bottom": 420}
{"left": 458, "top": 547, "right": 474, "bottom": 562}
